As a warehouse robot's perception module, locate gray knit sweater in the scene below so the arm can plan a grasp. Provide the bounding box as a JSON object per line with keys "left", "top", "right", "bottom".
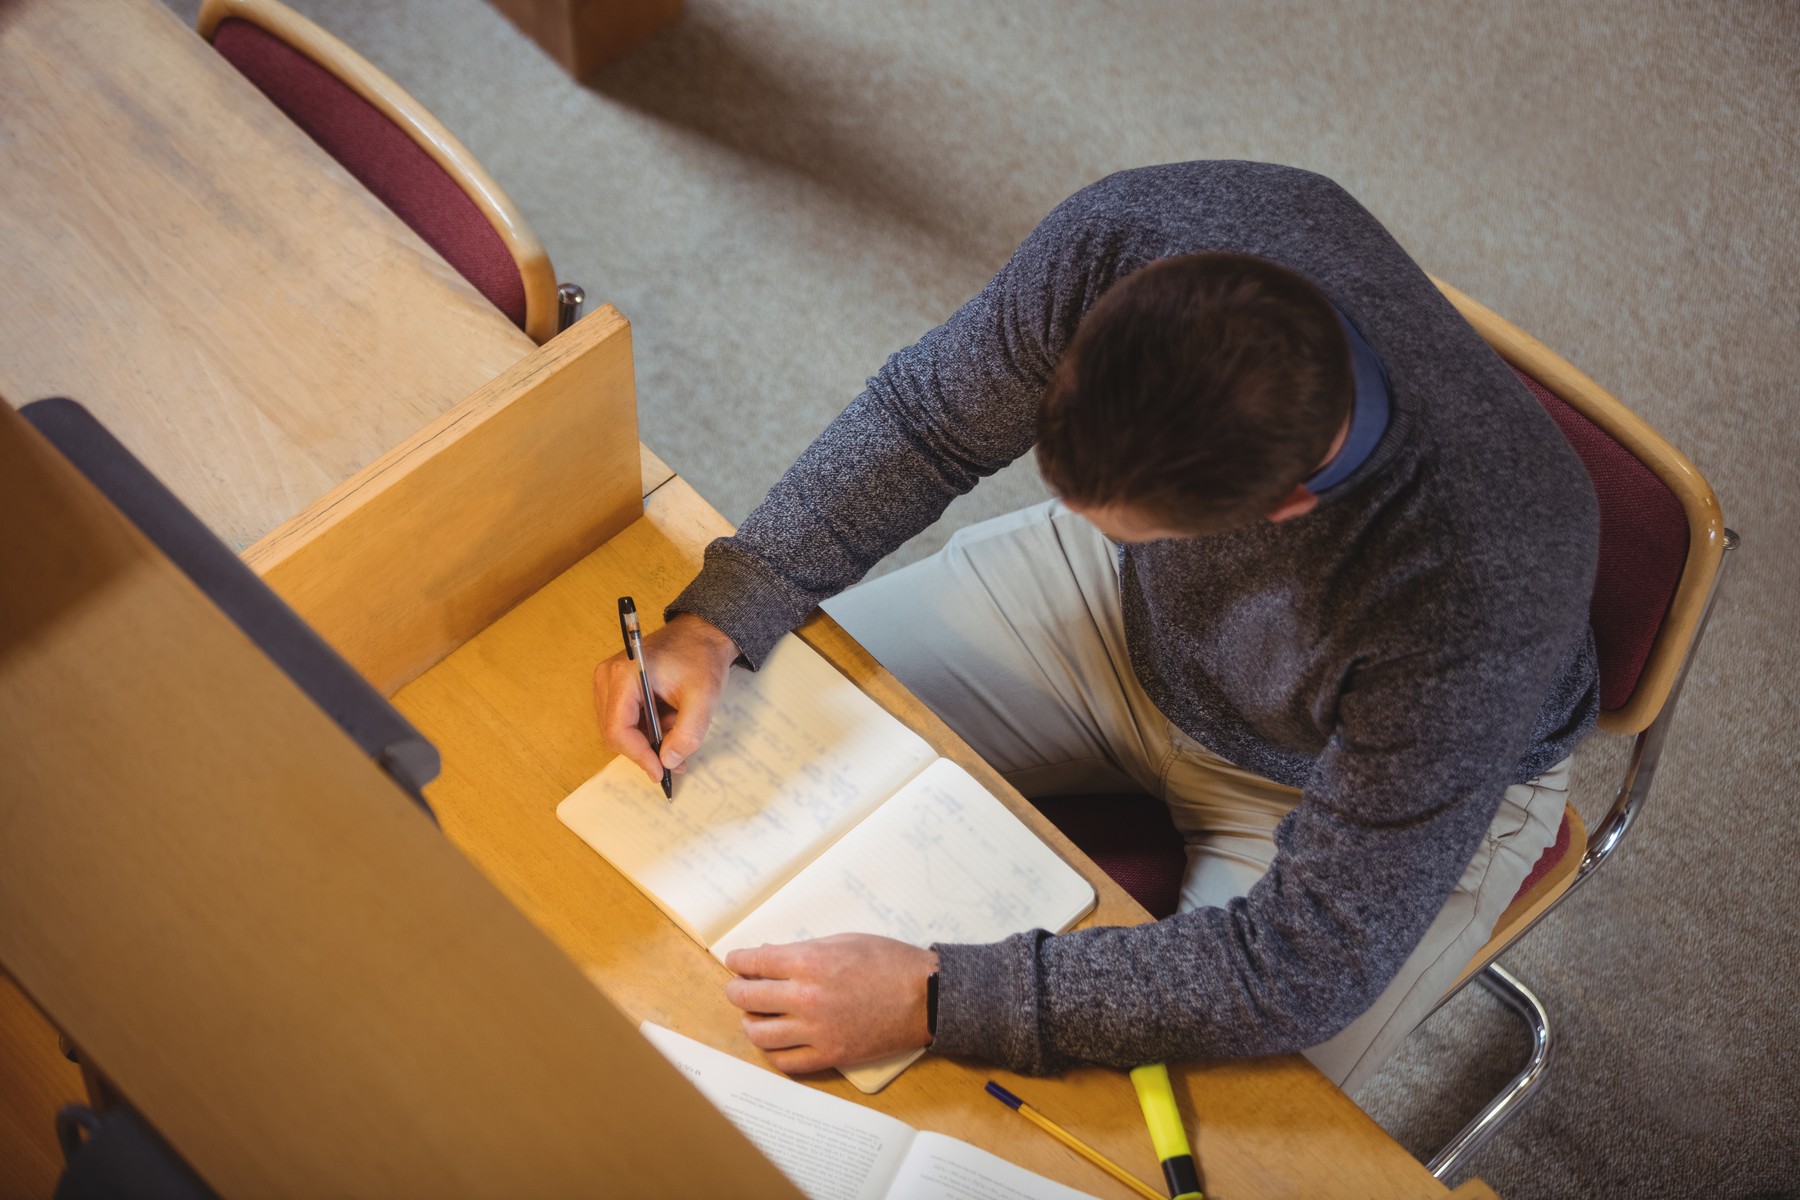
{"left": 670, "top": 161, "right": 1600, "bottom": 1073}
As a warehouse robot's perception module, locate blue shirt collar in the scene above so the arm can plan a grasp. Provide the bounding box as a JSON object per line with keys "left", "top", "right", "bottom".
{"left": 1304, "top": 308, "right": 1391, "bottom": 493}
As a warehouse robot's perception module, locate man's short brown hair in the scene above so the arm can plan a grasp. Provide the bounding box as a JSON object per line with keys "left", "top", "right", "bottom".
{"left": 1036, "top": 252, "right": 1352, "bottom": 534}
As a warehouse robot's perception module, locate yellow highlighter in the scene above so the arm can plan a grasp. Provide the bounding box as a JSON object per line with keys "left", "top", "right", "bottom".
{"left": 1129, "top": 1063, "right": 1204, "bottom": 1200}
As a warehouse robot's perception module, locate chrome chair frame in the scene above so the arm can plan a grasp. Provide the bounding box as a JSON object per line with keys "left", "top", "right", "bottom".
{"left": 1424, "top": 528, "right": 1738, "bottom": 1180}
{"left": 557, "top": 283, "right": 587, "bottom": 334}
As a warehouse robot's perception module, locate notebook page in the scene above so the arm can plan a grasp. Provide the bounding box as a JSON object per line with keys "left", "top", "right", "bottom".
{"left": 709, "top": 758, "right": 1097, "bottom": 1091}
{"left": 558, "top": 635, "right": 937, "bottom": 945}
{"left": 640, "top": 1022, "right": 916, "bottom": 1200}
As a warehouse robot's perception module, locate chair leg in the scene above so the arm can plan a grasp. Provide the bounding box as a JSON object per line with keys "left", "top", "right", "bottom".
{"left": 1426, "top": 963, "right": 1554, "bottom": 1180}
{"left": 557, "top": 283, "right": 586, "bottom": 333}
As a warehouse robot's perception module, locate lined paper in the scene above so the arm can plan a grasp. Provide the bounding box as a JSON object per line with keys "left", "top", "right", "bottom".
{"left": 558, "top": 636, "right": 936, "bottom": 943}
{"left": 641, "top": 1022, "right": 915, "bottom": 1200}
{"left": 710, "top": 759, "right": 1096, "bottom": 1091}
{"left": 640, "top": 1023, "right": 1096, "bottom": 1200}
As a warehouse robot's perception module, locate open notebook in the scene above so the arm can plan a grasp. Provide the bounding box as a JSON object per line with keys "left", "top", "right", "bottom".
{"left": 558, "top": 635, "right": 1096, "bottom": 1092}
{"left": 641, "top": 1023, "right": 1097, "bottom": 1200}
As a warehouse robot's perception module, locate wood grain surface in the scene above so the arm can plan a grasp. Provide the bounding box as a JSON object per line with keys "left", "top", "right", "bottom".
{"left": 244, "top": 306, "right": 645, "bottom": 695}
{"left": 0, "top": 399, "right": 801, "bottom": 1199}
{"left": 0, "top": 423, "right": 686, "bottom": 1198}
{"left": 0, "top": 976, "right": 84, "bottom": 1200}
{"left": 0, "top": 0, "right": 534, "bottom": 552}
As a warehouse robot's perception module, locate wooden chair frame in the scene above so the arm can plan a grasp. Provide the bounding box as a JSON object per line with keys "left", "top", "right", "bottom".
{"left": 197, "top": 0, "right": 566, "bottom": 344}
{"left": 1416, "top": 279, "right": 1738, "bottom": 1180}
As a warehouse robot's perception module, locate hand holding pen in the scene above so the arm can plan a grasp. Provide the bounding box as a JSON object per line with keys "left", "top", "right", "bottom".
{"left": 617, "top": 597, "right": 673, "bottom": 799}
{"left": 596, "top": 603, "right": 740, "bottom": 798}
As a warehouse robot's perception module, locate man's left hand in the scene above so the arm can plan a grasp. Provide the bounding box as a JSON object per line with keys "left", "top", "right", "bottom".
{"left": 723, "top": 934, "right": 939, "bottom": 1074}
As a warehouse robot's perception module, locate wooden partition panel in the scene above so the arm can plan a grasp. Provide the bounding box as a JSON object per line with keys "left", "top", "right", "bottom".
{"left": 0, "top": 401, "right": 799, "bottom": 1199}
{"left": 0, "top": 975, "right": 83, "bottom": 1197}
{"left": 243, "top": 305, "right": 643, "bottom": 695}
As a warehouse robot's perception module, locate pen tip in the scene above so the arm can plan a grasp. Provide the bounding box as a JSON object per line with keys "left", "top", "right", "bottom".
{"left": 661, "top": 771, "right": 673, "bottom": 800}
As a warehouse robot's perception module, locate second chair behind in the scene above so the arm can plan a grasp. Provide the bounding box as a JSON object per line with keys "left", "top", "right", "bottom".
{"left": 198, "top": 0, "right": 582, "bottom": 344}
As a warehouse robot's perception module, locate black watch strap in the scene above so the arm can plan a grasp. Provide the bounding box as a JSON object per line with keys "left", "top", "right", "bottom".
{"left": 925, "top": 971, "right": 940, "bottom": 1040}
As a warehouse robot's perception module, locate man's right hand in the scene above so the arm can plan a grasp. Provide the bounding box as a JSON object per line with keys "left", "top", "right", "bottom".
{"left": 594, "top": 612, "right": 740, "bottom": 784}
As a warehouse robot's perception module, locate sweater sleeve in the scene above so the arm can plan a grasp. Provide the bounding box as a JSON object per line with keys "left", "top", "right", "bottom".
{"left": 930, "top": 569, "right": 1598, "bottom": 1073}
{"left": 668, "top": 197, "right": 1125, "bottom": 665}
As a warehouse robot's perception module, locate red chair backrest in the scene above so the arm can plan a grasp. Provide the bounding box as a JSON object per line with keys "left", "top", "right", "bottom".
{"left": 1031, "top": 795, "right": 1187, "bottom": 919}
{"left": 211, "top": 18, "right": 528, "bottom": 330}
{"left": 1506, "top": 367, "right": 1689, "bottom": 712}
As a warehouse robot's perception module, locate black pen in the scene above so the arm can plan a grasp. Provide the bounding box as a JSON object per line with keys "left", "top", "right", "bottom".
{"left": 617, "top": 596, "right": 673, "bottom": 800}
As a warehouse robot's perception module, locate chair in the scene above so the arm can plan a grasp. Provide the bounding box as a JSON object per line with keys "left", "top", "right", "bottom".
{"left": 197, "top": 0, "right": 584, "bottom": 344}
{"left": 1032, "top": 279, "right": 1735, "bottom": 1180}
{"left": 1416, "top": 280, "right": 1733, "bottom": 1178}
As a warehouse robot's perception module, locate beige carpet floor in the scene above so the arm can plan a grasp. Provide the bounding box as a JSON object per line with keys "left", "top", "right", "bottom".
{"left": 164, "top": 0, "right": 1799, "bottom": 1194}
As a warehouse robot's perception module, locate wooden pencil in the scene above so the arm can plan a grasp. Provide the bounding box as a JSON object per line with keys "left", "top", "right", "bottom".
{"left": 985, "top": 1080, "right": 1165, "bottom": 1200}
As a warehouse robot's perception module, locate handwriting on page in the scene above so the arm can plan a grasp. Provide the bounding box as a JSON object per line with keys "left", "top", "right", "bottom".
{"left": 558, "top": 636, "right": 936, "bottom": 944}
{"left": 710, "top": 759, "right": 1095, "bottom": 958}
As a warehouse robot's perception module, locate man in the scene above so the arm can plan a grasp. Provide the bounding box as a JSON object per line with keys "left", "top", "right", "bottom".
{"left": 594, "top": 160, "right": 1599, "bottom": 1092}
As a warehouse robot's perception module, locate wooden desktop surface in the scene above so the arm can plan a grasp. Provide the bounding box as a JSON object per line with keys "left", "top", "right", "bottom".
{"left": 391, "top": 472, "right": 1459, "bottom": 1200}
{"left": 0, "top": 0, "right": 534, "bottom": 551}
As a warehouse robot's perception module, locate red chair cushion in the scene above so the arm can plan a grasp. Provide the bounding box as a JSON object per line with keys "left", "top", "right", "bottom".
{"left": 1033, "top": 797, "right": 1574, "bottom": 921}
{"left": 1508, "top": 367, "right": 1688, "bottom": 711}
{"left": 211, "top": 18, "right": 528, "bottom": 330}
{"left": 1032, "top": 795, "right": 1187, "bottom": 919}
{"left": 1512, "top": 809, "right": 1573, "bottom": 901}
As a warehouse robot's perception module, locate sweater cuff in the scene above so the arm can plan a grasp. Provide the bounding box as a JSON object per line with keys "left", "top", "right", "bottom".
{"left": 929, "top": 933, "right": 1050, "bottom": 1074}
{"left": 666, "top": 539, "right": 813, "bottom": 668}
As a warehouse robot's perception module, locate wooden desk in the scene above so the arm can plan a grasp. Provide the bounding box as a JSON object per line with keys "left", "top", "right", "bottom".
{"left": 0, "top": 0, "right": 534, "bottom": 550}
{"left": 390, "top": 473, "right": 1461, "bottom": 1200}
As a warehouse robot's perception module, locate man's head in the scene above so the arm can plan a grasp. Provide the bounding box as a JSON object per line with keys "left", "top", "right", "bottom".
{"left": 1036, "top": 252, "right": 1353, "bottom": 540}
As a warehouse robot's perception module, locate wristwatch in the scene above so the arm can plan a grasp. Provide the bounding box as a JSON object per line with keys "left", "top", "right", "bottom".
{"left": 925, "top": 971, "right": 940, "bottom": 1041}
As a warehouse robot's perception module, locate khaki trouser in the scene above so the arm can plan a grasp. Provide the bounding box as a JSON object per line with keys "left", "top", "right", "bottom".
{"left": 823, "top": 500, "right": 1567, "bottom": 1093}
